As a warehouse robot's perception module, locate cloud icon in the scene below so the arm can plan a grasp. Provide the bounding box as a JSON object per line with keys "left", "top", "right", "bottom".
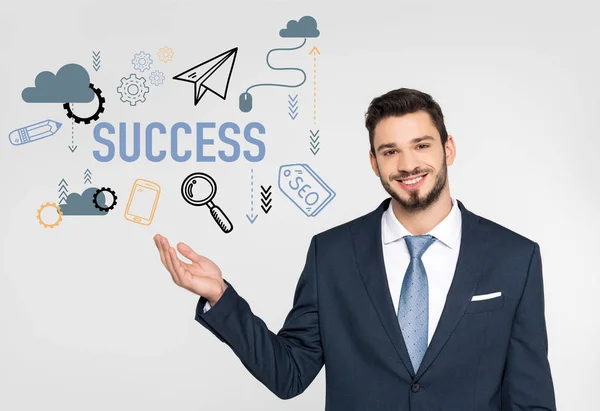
{"left": 22, "top": 63, "right": 95, "bottom": 103}
{"left": 279, "top": 16, "right": 320, "bottom": 38}
{"left": 59, "top": 187, "right": 108, "bottom": 216}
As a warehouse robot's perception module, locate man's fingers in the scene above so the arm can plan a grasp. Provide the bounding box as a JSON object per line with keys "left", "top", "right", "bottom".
{"left": 158, "top": 238, "right": 179, "bottom": 285}
{"left": 177, "top": 242, "right": 206, "bottom": 264}
{"left": 169, "top": 248, "right": 187, "bottom": 279}
{"left": 162, "top": 238, "right": 179, "bottom": 278}
{"left": 154, "top": 235, "right": 193, "bottom": 289}
{"left": 154, "top": 236, "right": 168, "bottom": 269}
{"left": 166, "top": 247, "right": 191, "bottom": 288}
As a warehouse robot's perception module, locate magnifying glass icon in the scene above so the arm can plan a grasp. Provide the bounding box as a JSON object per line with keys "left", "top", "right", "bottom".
{"left": 181, "top": 172, "right": 233, "bottom": 233}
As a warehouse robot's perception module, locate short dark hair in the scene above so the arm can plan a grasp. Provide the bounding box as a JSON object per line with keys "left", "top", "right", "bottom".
{"left": 365, "top": 88, "right": 448, "bottom": 154}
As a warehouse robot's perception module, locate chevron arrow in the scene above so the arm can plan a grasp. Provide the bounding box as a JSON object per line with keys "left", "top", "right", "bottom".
{"left": 288, "top": 94, "right": 299, "bottom": 120}
{"left": 310, "top": 129, "right": 320, "bottom": 155}
{"left": 92, "top": 51, "right": 101, "bottom": 71}
{"left": 84, "top": 168, "right": 92, "bottom": 184}
{"left": 260, "top": 185, "right": 272, "bottom": 214}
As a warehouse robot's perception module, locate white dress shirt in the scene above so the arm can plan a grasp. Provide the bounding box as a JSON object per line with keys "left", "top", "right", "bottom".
{"left": 382, "top": 196, "right": 462, "bottom": 345}
{"left": 203, "top": 197, "right": 463, "bottom": 347}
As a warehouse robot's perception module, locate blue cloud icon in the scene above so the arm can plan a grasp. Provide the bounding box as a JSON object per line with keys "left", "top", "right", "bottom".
{"left": 22, "top": 63, "right": 95, "bottom": 103}
{"left": 279, "top": 16, "right": 320, "bottom": 38}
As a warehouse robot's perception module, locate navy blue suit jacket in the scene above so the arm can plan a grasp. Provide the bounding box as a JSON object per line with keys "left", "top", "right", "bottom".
{"left": 195, "top": 198, "right": 557, "bottom": 410}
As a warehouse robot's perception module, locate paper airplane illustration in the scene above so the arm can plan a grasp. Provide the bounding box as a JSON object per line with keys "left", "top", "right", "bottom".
{"left": 173, "top": 47, "right": 238, "bottom": 106}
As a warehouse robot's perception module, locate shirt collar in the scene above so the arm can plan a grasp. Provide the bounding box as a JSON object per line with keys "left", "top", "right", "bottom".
{"left": 382, "top": 196, "right": 462, "bottom": 249}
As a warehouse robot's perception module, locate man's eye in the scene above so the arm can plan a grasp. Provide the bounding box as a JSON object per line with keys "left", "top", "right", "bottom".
{"left": 384, "top": 150, "right": 396, "bottom": 156}
{"left": 417, "top": 144, "right": 430, "bottom": 149}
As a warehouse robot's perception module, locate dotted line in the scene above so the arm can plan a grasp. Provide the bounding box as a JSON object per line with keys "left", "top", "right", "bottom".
{"left": 250, "top": 168, "right": 254, "bottom": 214}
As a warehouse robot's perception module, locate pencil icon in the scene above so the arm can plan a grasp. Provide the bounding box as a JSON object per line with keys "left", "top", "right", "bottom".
{"left": 9, "top": 119, "right": 62, "bottom": 146}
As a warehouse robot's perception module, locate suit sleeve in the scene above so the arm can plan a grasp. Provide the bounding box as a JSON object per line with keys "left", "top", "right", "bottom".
{"left": 501, "top": 242, "right": 557, "bottom": 410}
{"left": 194, "top": 235, "right": 324, "bottom": 400}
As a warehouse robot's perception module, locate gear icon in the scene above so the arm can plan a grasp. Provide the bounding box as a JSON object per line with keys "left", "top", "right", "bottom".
{"left": 117, "top": 74, "right": 149, "bottom": 106}
{"left": 37, "top": 202, "right": 63, "bottom": 228}
{"left": 63, "top": 83, "right": 106, "bottom": 124}
{"left": 149, "top": 70, "right": 165, "bottom": 86}
{"left": 132, "top": 51, "right": 153, "bottom": 71}
{"left": 157, "top": 46, "right": 174, "bottom": 63}
{"left": 92, "top": 187, "right": 117, "bottom": 212}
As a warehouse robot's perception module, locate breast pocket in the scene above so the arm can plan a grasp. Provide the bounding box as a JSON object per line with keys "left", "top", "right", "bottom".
{"left": 465, "top": 294, "right": 504, "bottom": 314}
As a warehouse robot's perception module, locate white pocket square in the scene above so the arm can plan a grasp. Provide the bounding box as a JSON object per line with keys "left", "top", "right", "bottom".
{"left": 471, "top": 291, "right": 502, "bottom": 301}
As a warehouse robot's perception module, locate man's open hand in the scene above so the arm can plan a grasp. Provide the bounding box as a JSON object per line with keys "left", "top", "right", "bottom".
{"left": 153, "top": 234, "right": 227, "bottom": 305}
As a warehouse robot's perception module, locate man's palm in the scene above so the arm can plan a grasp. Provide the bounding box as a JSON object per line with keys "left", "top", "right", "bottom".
{"left": 154, "top": 234, "right": 227, "bottom": 302}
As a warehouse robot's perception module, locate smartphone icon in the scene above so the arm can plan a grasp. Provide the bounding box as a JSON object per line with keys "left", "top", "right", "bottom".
{"left": 124, "top": 179, "right": 161, "bottom": 225}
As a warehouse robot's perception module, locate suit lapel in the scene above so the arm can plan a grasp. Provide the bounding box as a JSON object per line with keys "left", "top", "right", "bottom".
{"left": 351, "top": 197, "right": 491, "bottom": 379}
{"left": 414, "top": 199, "right": 491, "bottom": 379}
{"left": 351, "top": 198, "right": 416, "bottom": 376}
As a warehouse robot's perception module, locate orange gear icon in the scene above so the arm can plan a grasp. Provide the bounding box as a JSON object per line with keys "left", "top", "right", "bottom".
{"left": 36, "top": 202, "right": 63, "bottom": 228}
{"left": 158, "top": 46, "right": 174, "bottom": 63}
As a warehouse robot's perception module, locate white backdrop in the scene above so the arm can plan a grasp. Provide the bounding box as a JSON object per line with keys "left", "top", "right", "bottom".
{"left": 1, "top": 0, "right": 598, "bottom": 409}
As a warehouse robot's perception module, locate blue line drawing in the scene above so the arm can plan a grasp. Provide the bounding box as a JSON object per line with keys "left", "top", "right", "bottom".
{"left": 245, "top": 39, "right": 308, "bottom": 94}
{"left": 246, "top": 168, "right": 258, "bottom": 224}
{"left": 239, "top": 16, "right": 320, "bottom": 113}
{"left": 310, "top": 129, "right": 320, "bottom": 155}
{"left": 278, "top": 163, "right": 335, "bottom": 217}
{"left": 240, "top": 39, "right": 306, "bottom": 113}
{"left": 149, "top": 70, "right": 165, "bottom": 86}
{"left": 92, "top": 51, "right": 101, "bottom": 71}
{"left": 117, "top": 74, "right": 149, "bottom": 106}
{"left": 8, "top": 119, "right": 62, "bottom": 146}
{"left": 288, "top": 94, "right": 299, "bottom": 119}
{"left": 68, "top": 112, "right": 77, "bottom": 153}
{"left": 58, "top": 179, "right": 68, "bottom": 205}
{"left": 132, "top": 51, "right": 153, "bottom": 72}
{"left": 84, "top": 169, "right": 92, "bottom": 185}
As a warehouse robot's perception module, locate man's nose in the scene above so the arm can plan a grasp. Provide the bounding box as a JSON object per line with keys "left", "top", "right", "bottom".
{"left": 396, "top": 150, "right": 420, "bottom": 172}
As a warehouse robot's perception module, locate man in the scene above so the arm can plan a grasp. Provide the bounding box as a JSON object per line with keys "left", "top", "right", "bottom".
{"left": 153, "top": 88, "right": 557, "bottom": 410}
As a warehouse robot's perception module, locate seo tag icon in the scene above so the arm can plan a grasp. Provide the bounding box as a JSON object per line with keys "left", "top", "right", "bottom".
{"left": 278, "top": 163, "right": 336, "bottom": 217}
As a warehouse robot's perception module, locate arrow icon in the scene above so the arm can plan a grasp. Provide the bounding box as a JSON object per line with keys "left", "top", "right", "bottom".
{"left": 173, "top": 47, "right": 238, "bottom": 106}
{"left": 245, "top": 168, "right": 259, "bottom": 224}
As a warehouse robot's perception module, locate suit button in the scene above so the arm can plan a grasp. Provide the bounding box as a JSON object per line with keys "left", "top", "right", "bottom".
{"left": 411, "top": 383, "right": 420, "bottom": 393}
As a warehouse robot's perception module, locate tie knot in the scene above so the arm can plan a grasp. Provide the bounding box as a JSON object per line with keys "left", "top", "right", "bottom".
{"left": 404, "top": 234, "right": 436, "bottom": 259}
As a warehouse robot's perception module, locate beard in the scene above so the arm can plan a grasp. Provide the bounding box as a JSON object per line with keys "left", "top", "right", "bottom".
{"left": 378, "top": 157, "right": 448, "bottom": 213}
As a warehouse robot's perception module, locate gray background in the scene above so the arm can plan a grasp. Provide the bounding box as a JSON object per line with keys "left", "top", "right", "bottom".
{"left": 1, "top": 0, "right": 598, "bottom": 409}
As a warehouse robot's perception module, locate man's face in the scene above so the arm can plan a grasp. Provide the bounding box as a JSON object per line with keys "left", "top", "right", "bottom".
{"left": 369, "top": 111, "right": 455, "bottom": 212}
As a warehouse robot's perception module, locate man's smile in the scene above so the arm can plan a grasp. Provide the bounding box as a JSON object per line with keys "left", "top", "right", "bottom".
{"left": 396, "top": 173, "right": 428, "bottom": 191}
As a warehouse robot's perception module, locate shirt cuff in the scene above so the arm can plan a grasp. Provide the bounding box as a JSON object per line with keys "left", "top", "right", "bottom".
{"left": 203, "top": 300, "right": 212, "bottom": 313}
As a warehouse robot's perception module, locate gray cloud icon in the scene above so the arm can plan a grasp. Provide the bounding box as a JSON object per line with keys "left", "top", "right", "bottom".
{"left": 59, "top": 187, "right": 108, "bottom": 216}
{"left": 22, "top": 63, "right": 95, "bottom": 103}
{"left": 279, "top": 16, "right": 320, "bottom": 38}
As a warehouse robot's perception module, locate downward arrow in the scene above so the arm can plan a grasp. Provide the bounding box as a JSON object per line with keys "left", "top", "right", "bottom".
{"left": 68, "top": 145, "right": 77, "bottom": 152}
{"left": 247, "top": 168, "right": 258, "bottom": 224}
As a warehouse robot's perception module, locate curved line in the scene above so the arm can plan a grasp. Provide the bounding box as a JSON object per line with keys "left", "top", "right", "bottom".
{"left": 246, "top": 38, "right": 307, "bottom": 93}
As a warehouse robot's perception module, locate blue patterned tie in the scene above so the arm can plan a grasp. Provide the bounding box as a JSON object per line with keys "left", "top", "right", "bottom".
{"left": 398, "top": 234, "right": 436, "bottom": 373}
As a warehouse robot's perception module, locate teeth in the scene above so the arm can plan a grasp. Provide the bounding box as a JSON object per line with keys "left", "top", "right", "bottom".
{"left": 401, "top": 176, "right": 423, "bottom": 185}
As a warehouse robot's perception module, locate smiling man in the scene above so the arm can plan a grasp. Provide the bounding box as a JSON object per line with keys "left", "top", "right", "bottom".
{"left": 154, "top": 88, "right": 557, "bottom": 410}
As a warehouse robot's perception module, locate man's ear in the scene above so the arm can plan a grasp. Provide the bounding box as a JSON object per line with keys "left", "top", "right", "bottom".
{"left": 445, "top": 135, "right": 456, "bottom": 166}
{"left": 369, "top": 150, "right": 380, "bottom": 177}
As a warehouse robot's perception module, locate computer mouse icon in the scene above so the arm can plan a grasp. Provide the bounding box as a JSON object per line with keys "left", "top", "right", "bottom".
{"left": 239, "top": 92, "right": 253, "bottom": 112}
